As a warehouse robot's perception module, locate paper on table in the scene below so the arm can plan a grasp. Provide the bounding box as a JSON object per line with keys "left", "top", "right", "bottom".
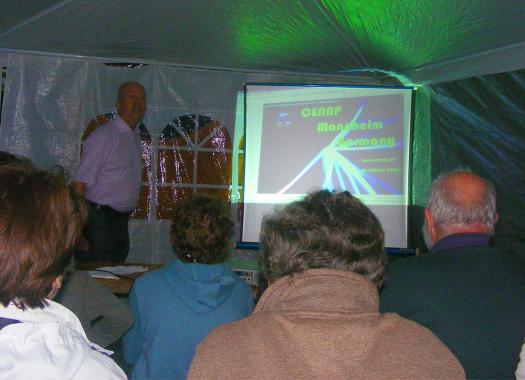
{"left": 88, "top": 265, "right": 148, "bottom": 279}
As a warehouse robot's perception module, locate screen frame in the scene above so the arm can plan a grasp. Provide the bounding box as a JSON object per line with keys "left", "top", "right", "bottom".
{"left": 239, "top": 82, "right": 415, "bottom": 249}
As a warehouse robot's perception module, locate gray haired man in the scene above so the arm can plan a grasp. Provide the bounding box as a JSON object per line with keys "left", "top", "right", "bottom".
{"left": 381, "top": 170, "right": 525, "bottom": 379}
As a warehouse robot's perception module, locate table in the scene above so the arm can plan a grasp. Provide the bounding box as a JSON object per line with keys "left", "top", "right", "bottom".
{"left": 76, "top": 261, "right": 258, "bottom": 297}
{"left": 75, "top": 261, "right": 161, "bottom": 296}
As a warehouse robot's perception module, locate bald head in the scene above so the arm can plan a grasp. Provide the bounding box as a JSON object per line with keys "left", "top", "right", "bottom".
{"left": 437, "top": 172, "right": 492, "bottom": 213}
{"left": 116, "top": 81, "right": 146, "bottom": 129}
{"left": 425, "top": 171, "right": 497, "bottom": 244}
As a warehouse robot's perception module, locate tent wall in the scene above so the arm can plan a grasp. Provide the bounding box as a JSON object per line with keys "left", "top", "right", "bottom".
{"left": 6, "top": 51, "right": 522, "bottom": 261}
{"left": 2, "top": 53, "right": 520, "bottom": 261}
{"left": 429, "top": 68, "right": 525, "bottom": 249}
{"left": 0, "top": 53, "right": 393, "bottom": 263}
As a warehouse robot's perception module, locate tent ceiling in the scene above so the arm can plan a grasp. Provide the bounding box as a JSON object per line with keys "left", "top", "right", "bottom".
{"left": 1, "top": 0, "right": 525, "bottom": 84}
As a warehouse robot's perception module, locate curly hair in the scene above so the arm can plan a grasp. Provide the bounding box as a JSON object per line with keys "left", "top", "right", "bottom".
{"left": 259, "top": 190, "right": 386, "bottom": 287}
{"left": 0, "top": 165, "right": 87, "bottom": 309}
{"left": 170, "top": 194, "right": 233, "bottom": 264}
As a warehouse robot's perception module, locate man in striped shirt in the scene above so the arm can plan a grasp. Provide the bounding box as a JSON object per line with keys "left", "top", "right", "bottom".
{"left": 73, "top": 81, "right": 146, "bottom": 263}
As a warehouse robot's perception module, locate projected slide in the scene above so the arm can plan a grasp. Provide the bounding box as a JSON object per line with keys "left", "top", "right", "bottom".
{"left": 241, "top": 84, "right": 413, "bottom": 247}
{"left": 257, "top": 96, "right": 403, "bottom": 196}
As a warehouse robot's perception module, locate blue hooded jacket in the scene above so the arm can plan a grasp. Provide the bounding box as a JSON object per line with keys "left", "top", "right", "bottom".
{"left": 123, "top": 259, "right": 254, "bottom": 379}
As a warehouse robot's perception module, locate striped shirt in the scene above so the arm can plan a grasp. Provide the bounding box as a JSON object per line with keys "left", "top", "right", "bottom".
{"left": 73, "top": 115, "right": 142, "bottom": 212}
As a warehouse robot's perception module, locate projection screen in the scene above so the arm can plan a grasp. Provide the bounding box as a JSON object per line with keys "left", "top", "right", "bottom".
{"left": 241, "top": 84, "right": 414, "bottom": 248}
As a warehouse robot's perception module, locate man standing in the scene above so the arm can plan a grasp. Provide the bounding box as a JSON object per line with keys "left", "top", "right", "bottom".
{"left": 73, "top": 81, "right": 146, "bottom": 263}
{"left": 381, "top": 171, "right": 525, "bottom": 378}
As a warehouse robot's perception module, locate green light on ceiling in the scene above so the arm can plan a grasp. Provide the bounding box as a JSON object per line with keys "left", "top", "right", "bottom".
{"left": 319, "top": 0, "right": 487, "bottom": 70}
{"left": 233, "top": 0, "right": 378, "bottom": 68}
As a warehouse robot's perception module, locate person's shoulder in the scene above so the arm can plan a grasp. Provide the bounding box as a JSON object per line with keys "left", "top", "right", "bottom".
{"left": 0, "top": 313, "right": 125, "bottom": 379}
{"left": 75, "top": 350, "right": 127, "bottom": 380}
{"left": 85, "top": 118, "right": 122, "bottom": 140}
{"left": 188, "top": 318, "right": 251, "bottom": 380}
{"left": 204, "top": 311, "right": 257, "bottom": 340}
{"left": 133, "top": 267, "right": 164, "bottom": 288}
{"left": 380, "top": 312, "right": 439, "bottom": 340}
{"left": 66, "top": 270, "right": 92, "bottom": 286}
{"left": 380, "top": 257, "right": 433, "bottom": 312}
{"left": 380, "top": 313, "right": 465, "bottom": 377}
{"left": 385, "top": 254, "right": 428, "bottom": 276}
{"left": 390, "top": 314, "right": 456, "bottom": 356}
{"left": 130, "top": 266, "right": 174, "bottom": 299}
{"left": 191, "top": 314, "right": 258, "bottom": 361}
{"left": 55, "top": 271, "right": 94, "bottom": 304}
{"left": 487, "top": 244, "right": 525, "bottom": 262}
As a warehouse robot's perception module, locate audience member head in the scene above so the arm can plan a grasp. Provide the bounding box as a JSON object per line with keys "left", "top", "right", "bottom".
{"left": 0, "top": 165, "right": 87, "bottom": 309}
{"left": 116, "top": 81, "right": 146, "bottom": 129}
{"left": 170, "top": 194, "right": 233, "bottom": 264}
{"left": 424, "top": 170, "right": 497, "bottom": 248}
{"left": 0, "top": 151, "right": 18, "bottom": 165}
{"left": 259, "top": 190, "right": 386, "bottom": 287}
{"left": 0, "top": 150, "right": 33, "bottom": 169}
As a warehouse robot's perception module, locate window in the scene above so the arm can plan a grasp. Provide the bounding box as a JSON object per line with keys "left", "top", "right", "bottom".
{"left": 156, "top": 114, "right": 232, "bottom": 219}
{"left": 81, "top": 113, "right": 232, "bottom": 220}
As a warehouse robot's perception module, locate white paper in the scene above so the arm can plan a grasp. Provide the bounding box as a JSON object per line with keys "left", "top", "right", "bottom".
{"left": 88, "top": 265, "right": 148, "bottom": 279}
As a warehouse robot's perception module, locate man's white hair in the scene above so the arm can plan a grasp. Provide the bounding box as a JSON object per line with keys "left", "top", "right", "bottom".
{"left": 427, "top": 170, "right": 497, "bottom": 234}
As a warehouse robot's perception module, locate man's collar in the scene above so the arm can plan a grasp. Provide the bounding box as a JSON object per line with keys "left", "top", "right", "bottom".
{"left": 114, "top": 115, "right": 140, "bottom": 134}
{"left": 431, "top": 233, "right": 491, "bottom": 253}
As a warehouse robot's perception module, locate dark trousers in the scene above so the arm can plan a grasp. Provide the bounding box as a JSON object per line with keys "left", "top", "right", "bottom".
{"left": 78, "top": 202, "right": 130, "bottom": 263}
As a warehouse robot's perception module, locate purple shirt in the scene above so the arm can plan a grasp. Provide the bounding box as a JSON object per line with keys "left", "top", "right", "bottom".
{"left": 73, "top": 115, "right": 142, "bottom": 212}
{"left": 430, "top": 233, "right": 491, "bottom": 253}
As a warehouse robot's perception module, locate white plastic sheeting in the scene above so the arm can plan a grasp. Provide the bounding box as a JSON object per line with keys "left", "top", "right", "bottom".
{"left": 0, "top": 52, "right": 378, "bottom": 263}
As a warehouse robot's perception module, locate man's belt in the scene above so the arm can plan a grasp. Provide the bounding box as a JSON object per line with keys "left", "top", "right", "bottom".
{"left": 86, "top": 200, "right": 130, "bottom": 217}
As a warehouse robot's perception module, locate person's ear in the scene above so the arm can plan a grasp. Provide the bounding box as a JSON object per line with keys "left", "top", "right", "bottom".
{"left": 425, "top": 208, "right": 438, "bottom": 242}
{"left": 54, "top": 275, "right": 63, "bottom": 290}
{"left": 424, "top": 208, "right": 433, "bottom": 228}
{"left": 47, "top": 275, "right": 63, "bottom": 300}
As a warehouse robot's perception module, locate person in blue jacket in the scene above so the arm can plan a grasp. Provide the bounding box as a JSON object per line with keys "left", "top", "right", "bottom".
{"left": 123, "top": 194, "right": 254, "bottom": 379}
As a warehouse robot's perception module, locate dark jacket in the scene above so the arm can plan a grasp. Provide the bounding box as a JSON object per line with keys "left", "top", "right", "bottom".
{"left": 380, "top": 234, "right": 525, "bottom": 379}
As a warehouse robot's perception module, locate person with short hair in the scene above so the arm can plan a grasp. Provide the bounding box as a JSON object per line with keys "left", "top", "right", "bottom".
{"left": 55, "top": 269, "right": 135, "bottom": 348}
{"left": 0, "top": 150, "right": 33, "bottom": 169}
{"left": 0, "top": 150, "right": 17, "bottom": 165}
{"left": 123, "top": 194, "right": 253, "bottom": 380}
{"left": 189, "top": 190, "right": 464, "bottom": 379}
{"left": 73, "top": 81, "right": 146, "bottom": 263}
{"left": 381, "top": 170, "right": 525, "bottom": 378}
{"left": 0, "top": 165, "right": 126, "bottom": 379}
